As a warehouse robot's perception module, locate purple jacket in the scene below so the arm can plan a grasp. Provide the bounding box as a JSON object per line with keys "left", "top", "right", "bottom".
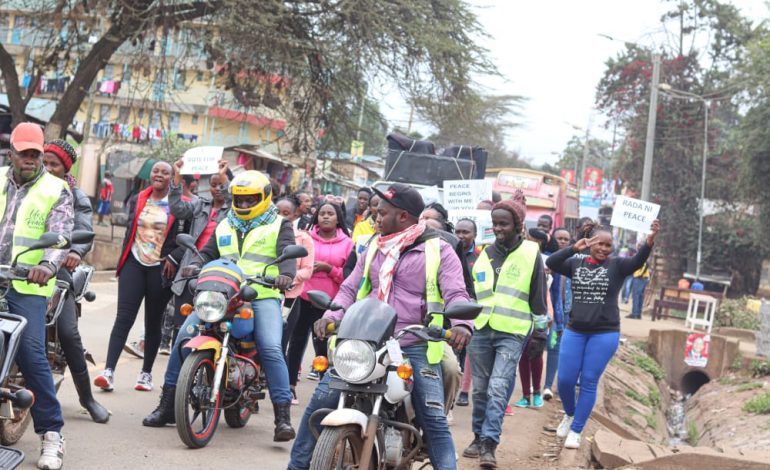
{"left": 324, "top": 232, "right": 472, "bottom": 346}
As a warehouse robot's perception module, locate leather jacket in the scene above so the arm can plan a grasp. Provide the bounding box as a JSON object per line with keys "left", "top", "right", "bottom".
{"left": 70, "top": 186, "right": 94, "bottom": 258}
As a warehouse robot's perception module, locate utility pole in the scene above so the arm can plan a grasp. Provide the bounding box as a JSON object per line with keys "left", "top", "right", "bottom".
{"left": 641, "top": 54, "right": 661, "bottom": 202}
{"left": 577, "top": 125, "right": 590, "bottom": 190}
{"left": 355, "top": 86, "right": 366, "bottom": 141}
{"left": 696, "top": 100, "right": 709, "bottom": 280}
{"left": 406, "top": 105, "right": 414, "bottom": 134}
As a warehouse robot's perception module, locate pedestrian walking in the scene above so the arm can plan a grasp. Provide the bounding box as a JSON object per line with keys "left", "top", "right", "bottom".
{"left": 96, "top": 171, "right": 113, "bottom": 226}
{"left": 546, "top": 220, "right": 660, "bottom": 450}
{"left": 627, "top": 249, "right": 651, "bottom": 319}
{"left": 543, "top": 227, "right": 572, "bottom": 401}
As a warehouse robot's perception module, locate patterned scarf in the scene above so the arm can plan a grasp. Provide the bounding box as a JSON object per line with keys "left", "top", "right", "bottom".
{"left": 375, "top": 223, "right": 426, "bottom": 302}
{"left": 226, "top": 204, "right": 278, "bottom": 233}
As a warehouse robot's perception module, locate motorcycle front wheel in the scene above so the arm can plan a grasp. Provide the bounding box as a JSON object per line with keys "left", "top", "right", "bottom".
{"left": 0, "top": 366, "right": 32, "bottom": 446}
{"left": 310, "top": 424, "right": 375, "bottom": 470}
{"left": 175, "top": 350, "right": 222, "bottom": 449}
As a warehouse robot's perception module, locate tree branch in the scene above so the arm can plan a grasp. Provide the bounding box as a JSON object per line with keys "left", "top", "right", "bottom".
{"left": 0, "top": 43, "right": 26, "bottom": 127}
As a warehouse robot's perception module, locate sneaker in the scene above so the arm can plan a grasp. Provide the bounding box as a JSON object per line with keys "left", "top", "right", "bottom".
{"left": 123, "top": 341, "right": 144, "bottom": 359}
{"left": 514, "top": 397, "right": 530, "bottom": 408}
{"left": 456, "top": 391, "right": 469, "bottom": 406}
{"left": 135, "top": 371, "right": 153, "bottom": 392}
{"left": 532, "top": 393, "right": 544, "bottom": 408}
{"left": 556, "top": 414, "right": 574, "bottom": 438}
{"left": 564, "top": 430, "right": 582, "bottom": 449}
{"left": 38, "top": 431, "right": 65, "bottom": 470}
{"left": 94, "top": 369, "right": 114, "bottom": 392}
{"left": 290, "top": 388, "right": 299, "bottom": 406}
{"left": 306, "top": 370, "right": 320, "bottom": 381}
{"left": 542, "top": 388, "right": 554, "bottom": 401}
{"left": 504, "top": 404, "right": 514, "bottom": 416}
{"left": 159, "top": 344, "right": 171, "bottom": 356}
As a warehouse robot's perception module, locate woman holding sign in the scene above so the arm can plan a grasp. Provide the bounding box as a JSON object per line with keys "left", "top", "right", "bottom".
{"left": 545, "top": 220, "right": 660, "bottom": 450}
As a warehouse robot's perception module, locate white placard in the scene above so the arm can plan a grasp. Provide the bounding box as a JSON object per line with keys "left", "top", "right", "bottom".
{"left": 443, "top": 179, "right": 493, "bottom": 211}
{"left": 448, "top": 209, "right": 495, "bottom": 245}
{"left": 181, "top": 146, "right": 223, "bottom": 175}
{"left": 417, "top": 185, "right": 441, "bottom": 206}
{"left": 610, "top": 196, "right": 660, "bottom": 234}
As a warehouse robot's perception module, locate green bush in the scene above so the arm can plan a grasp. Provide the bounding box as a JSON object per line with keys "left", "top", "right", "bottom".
{"left": 687, "top": 422, "right": 699, "bottom": 445}
{"left": 737, "top": 382, "right": 763, "bottom": 392}
{"left": 730, "top": 353, "right": 744, "bottom": 372}
{"left": 626, "top": 389, "right": 652, "bottom": 406}
{"left": 648, "top": 386, "right": 661, "bottom": 407}
{"left": 750, "top": 359, "right": 770, "bottom": 378}
{"left": 743, "top": 391, "right": 770, "bottom": 414}
{"left": 634, "top": 355, "right": 665, "bottom": 380}
{"left": 645, "top": 413, "right": 657, "bottom": 430}
{"left": 715, "top": 297, "right": 760, "bottom": 330}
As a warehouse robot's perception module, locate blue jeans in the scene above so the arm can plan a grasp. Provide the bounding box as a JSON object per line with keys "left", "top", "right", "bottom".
{"left": 7, "top": 289, "right": 64, "bottom": 434}
{"left": 631, "top": 278, "right": 649, "bottom": 318}
{"left": 164, "top": 298, "right": 292, "bottom": 404}
{"left": 621, "top": 276, "right": 633, "bottom": 303}
{"left": 544, "top": 329, "right": 562, "bottom": 389}
{"left": 289, "top": 345, "right": 456, "bottom": 470}
{"left": 557, "top": 329, "right": 619, "bottom": 433}
{"left": 469, "top": 326, "right": 527, "bottom": 443}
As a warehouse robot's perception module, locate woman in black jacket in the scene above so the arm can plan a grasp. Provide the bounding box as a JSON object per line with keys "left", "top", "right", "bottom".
{"left": 42, "top": 140, "right": 109, "bottom": 423}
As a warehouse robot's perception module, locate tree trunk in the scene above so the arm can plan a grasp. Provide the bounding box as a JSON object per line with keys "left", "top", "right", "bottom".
{"left": 0, "top": 44, "right": 27, "bottom": 128}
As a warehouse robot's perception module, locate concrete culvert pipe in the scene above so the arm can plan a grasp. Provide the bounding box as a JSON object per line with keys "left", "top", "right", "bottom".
{"left": 681, "top": 370, "right": 710, "bottom": 396}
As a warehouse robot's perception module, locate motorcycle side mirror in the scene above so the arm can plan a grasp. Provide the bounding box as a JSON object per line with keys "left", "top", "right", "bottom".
{"left": 71, "top": 230, "right": 95, "bottom": 245}
{"left": 273, "top": 245, "right": 308, "bottom": 265}
{"left": 240, "top": 285, "right": 257, "bottom": 302}
{"left": 177, "top": 234, "right": 202, "bottom": 259}
{"left": 442, "top": 302, "right": 483, "bottom": 321}
{"left": 27, "top": 232, "right": 70, "bottom": 251}
{"left": 307, "top": 290, "right": 343, "bottom": 311}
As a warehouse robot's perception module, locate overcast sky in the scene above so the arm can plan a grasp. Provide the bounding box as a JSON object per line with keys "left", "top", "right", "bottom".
{"left": 378, "top": 0, "right": 767, "bottom": 166}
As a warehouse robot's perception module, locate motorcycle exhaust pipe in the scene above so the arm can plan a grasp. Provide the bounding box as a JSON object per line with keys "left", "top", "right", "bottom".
{"left": 0, "top": 388, "right": 34, "bottom": 410}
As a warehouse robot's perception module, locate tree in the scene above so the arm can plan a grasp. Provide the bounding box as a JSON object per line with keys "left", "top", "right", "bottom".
{"left": 555, "top": 136, "right": 614, "bottom": 177}
{"left": 320, "top": 97, "right": 388, "bottom": 157}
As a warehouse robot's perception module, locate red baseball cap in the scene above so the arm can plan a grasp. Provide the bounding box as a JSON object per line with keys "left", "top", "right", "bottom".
{"left": 10, "top": 123, "right": 44, "bottom": 153}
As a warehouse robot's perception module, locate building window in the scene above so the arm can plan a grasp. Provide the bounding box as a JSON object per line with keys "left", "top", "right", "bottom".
{"left": 169, "top": 112, "right": 181, "bottom": 132}
{"left": 173, "top": 68, "right": 185, "bottom": 90}
{"left": 122, "top": 64, "right": 132, "bottom": 84}
{"left": 196, "top": 70, "right": 204, "bottom": 81}
{"left": 103, "top": 64, "right": 115, "bottom": 80}
{"left": 11, "top": 15, "right": 24, "bottom": 45}
{"left": 98, "top": 104, "right": 111, "bottom": 123}
{"left": 118, "top": 106, "right": 130, "bottom": 123}
{"left": 191, "top": 114, "right": 199, "bottom": 125}
{"left": 150, "top": 111, "right": 162, "bottom": 128}
{"left": 137, "top": 109, "right": 145, "bottom": 121}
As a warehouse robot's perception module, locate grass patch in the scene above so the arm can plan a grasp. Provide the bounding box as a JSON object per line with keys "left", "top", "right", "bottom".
{"left": 648, "top": 386, "right": 661, "bottom": 407}
{"left": 645, "top": 413, "right": 657, "bottom": 430}
{"left": 626, "top": 389, "right": 652, "bottom": 407}
{"left": 687, "top": 422, "right": 699, "bottom": 445}
{"left": 719, "top": 376, "right": 738, "bottom": 385}
{"left": 631, "top": 340, "right": 647, "bottom": 351}
{"left": 623, "top": 416, "right": 635, "bottom": 427}
{"left": 736, "top": 382, "right": 764, "bottom": 392}
{"left": 743, "top": 391, "right": 770, "bottom": 414}
{"left": 634, "top": 354, "right": 664, "bottom": 380}
{"left": 730, "top": 353, "right": 744, "bottom": 372}
{"left": 750, "top": 359, "right": 770, "bottom": 378}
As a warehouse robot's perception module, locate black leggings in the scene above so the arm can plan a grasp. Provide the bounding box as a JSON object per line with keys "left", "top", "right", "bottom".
{"left": 105, "top": 254, "right": 173, "bottom": 374}
{"left": 286, "top": 298, "right": 327, "bottom": 387}
{"left": 57, "top": 292, "right": 88, "bottom": 375}
{"left": 282, "top": 297, "right": 299, "bottom": 356}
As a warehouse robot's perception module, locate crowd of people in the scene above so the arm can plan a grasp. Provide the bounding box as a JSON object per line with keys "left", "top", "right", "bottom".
{"left": 0, "top": 121, "right": 660, "bottom": 470}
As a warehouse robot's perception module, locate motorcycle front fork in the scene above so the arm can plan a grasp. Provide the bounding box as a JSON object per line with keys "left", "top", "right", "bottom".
{"left": 356, "top": 395, "right": 383, "bottom": 470}
{"left": 209, "top": 332, "right": 230, "bottom": 407}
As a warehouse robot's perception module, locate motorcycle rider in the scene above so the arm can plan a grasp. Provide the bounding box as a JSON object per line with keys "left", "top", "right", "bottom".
{"left": 141, "top": 170, "right": 298, "bottom": 441}
{"left": 1, "top": 123, "right": 73, "bottom": 470}
{"left": 41, "top": 139, "right": 110, "bottom": 424}
{"left": 289, "top": 182, "right": 472, "bottom": 470}
{"left": 462, "top": 193, "right": 548, "bottom": 469}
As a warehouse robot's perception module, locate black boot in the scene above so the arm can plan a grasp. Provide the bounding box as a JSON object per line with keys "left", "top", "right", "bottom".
{"left": 142, "top": 385, "right": 176, "bottom": 427}
{"left": 71, "top": 370, "right": 110, "bottom": 423}
{"left": 479, "top": 438, "right": 497, "bottom": 469}
{"left": 273, "top": 402, "right": 296, "bottom": 442}
{"left": 462, "top": 433, "right": 481, "bottom": 458}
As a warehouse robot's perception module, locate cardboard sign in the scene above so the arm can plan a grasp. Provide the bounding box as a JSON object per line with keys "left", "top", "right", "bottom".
{"left": 181, "top": 146, "right": 223, "bottom": 175}
{"left": 610, "top": 196, "right": 660, "bottom": 234}
{"left": 448, "top": 209, "right": 495, "bottom": 245}
{"left": 443, "top": 179, "right": 493, "bottom": 211}
{"left": 684, "top": 333, "right": 709, "bottom": 367}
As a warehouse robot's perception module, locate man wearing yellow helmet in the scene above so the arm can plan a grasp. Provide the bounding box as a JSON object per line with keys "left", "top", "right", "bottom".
{"left": 149, "top": 170, "right": 299, "bottom": 441}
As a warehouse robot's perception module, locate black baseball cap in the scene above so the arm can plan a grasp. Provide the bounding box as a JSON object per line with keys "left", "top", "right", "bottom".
{"left": 373, "top": 183, "right": 425, "bottom": 218}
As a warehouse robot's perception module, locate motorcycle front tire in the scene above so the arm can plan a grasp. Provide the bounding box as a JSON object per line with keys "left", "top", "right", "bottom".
{"left": 310, "top": 424, "right": 375, "bottom": 470}
{"left": 0, "top": 367, "right": 32, "bottom": 446}
{"left": 174, "top": 350, "right": 222, "bottom": 449}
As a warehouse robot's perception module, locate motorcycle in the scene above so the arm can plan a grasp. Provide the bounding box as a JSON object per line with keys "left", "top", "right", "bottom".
{"left": 173, "top": 233, "right": 308, "bottom": 449}
{"left": 305, "top": 290, "right": 481, "bottom": 470}
{"left": 0, "top": 231, "right": 94, "bottom": 467}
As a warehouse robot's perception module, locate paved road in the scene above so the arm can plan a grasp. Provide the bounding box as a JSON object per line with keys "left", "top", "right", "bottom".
{"left": 14, "top": 281, "right": 553, "bottom": 469}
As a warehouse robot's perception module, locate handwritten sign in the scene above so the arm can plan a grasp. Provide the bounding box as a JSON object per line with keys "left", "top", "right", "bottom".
{"left": 448, "top": 209, "right": 495, "bottom": 245}
{"left": 610, "top": 196, "right": 660, "bottom": 233}
{"left": 444, "top": 179, "right": 493, "bottom": 211}
{"left": 181, "top": 146, "right": 223, "bottom": 175}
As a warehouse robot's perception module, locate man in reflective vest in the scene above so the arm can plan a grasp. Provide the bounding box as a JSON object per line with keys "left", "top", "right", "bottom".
{"left": 289, "top": 183, "right": 472, "bottom": 470}
{"left": 462, "top": 194, "right": 549, "bottom": 469}
{"left": 143, "top": 170, "right": 298, "bottom": 442}
{"left": 0, "top": 123, "right": 73, "bottom": 470}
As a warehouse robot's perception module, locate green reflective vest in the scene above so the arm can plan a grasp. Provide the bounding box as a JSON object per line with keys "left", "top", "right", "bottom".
{"left": 215, "top": 217, "right": 283, "bottom": 300}
{"left": 356, "top": 236, "right": 445, "bottom": 364}
{"left": 473, "top": 240, "right": 539, "bottom": 335}
{"left": 0, "top": 172, "right": 68, "bottom": 297}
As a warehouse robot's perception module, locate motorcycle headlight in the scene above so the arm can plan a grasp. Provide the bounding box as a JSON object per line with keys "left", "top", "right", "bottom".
{"left": 333, "top": 340, "right": 376, "bottom": 383}
{"left": 194, "top": 291, "right": 228, "bottom": 323}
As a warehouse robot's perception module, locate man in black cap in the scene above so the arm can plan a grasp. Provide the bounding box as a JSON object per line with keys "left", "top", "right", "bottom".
{"left": 289, "top": 183, "right": 473, "bottom": 470}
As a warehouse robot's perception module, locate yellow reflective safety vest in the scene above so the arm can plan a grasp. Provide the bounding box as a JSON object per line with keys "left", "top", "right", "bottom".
{"left": 472, "top": 240, "right": 539, "bottom": 335}
{"left": 0, "top": 172, "right": 69, "bottom": 297}
{"left": 356, "top": 236, "right": 445, "bottom": 364}
{"left": 215, "top": 217, "right": 283, "bottom": 300}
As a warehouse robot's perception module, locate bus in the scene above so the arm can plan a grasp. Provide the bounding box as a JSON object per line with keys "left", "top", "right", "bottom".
{"left": 487, "top": 168, "right": 579, "bottom": 232}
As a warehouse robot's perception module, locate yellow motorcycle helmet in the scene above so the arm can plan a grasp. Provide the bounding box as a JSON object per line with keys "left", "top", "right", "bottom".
{"left": 230, "top": 170, "right": 272, "bottom": 220}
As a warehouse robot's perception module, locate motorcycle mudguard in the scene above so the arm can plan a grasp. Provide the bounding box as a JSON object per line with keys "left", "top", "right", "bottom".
{"left": 183, "top": 336, "right": 222, "bottom": 361}
{"left": 320, "top": 409, "right": 370, "bottom": 438}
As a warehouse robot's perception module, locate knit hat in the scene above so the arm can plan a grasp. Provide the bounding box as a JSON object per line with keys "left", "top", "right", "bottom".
{"left": 44, "top": 139, "right": 78, "bottom": 172}
{"left": 493, "top": 190, "right": 527, "bottom": 227}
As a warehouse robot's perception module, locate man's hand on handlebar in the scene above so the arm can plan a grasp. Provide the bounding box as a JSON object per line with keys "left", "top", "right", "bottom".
{"left": 62, "top": 252, "right": 81, "bottom": 271}
{"left": 28, "top": 264, "right": 55, "bottom": 286}
{"left": 274, "top": 275, "right": 292, "bottom": 291}
{"left": 314, "top": 317, "right": 335, "bottom": 341}
{"left": 447, "top": 326, "right": 472, "bottom": 351}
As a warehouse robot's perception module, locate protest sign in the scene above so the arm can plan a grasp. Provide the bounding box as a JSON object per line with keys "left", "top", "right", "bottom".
{"left": 443, "top": 179, "right": 493, "bottom": 211}
{"left": 610, "top": 196, "right": 660, "bottom": 233}
{"left": 181, "top": 146, "right": 223, "bottom": 175}
{"left": 417, "top": 185, "right": 441, "bottom": 206}
{"left": 448, "top": 209, "right": 494, "bottom": 245}
{"left": 684, "top": 333, "right": 709, "bottom": 368}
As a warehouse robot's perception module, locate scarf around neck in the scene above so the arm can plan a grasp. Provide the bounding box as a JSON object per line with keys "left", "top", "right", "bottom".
{"left": 375, "top": 223, "right": 426, "bottom": 303}
{"left": 227, "top": 204, "right": 278, "bottom": 233}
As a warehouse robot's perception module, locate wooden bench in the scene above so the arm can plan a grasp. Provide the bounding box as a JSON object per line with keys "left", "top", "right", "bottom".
{"left": 652, "top": 286, "right": 723, "bottom": 321}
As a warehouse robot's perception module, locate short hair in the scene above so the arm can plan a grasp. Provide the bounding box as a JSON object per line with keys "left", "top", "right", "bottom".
{"left": 358, "top": 187, "right": 373, "bottom": 196}
{"left": 456, "top": 218, "right": 477, "bottom": 234}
